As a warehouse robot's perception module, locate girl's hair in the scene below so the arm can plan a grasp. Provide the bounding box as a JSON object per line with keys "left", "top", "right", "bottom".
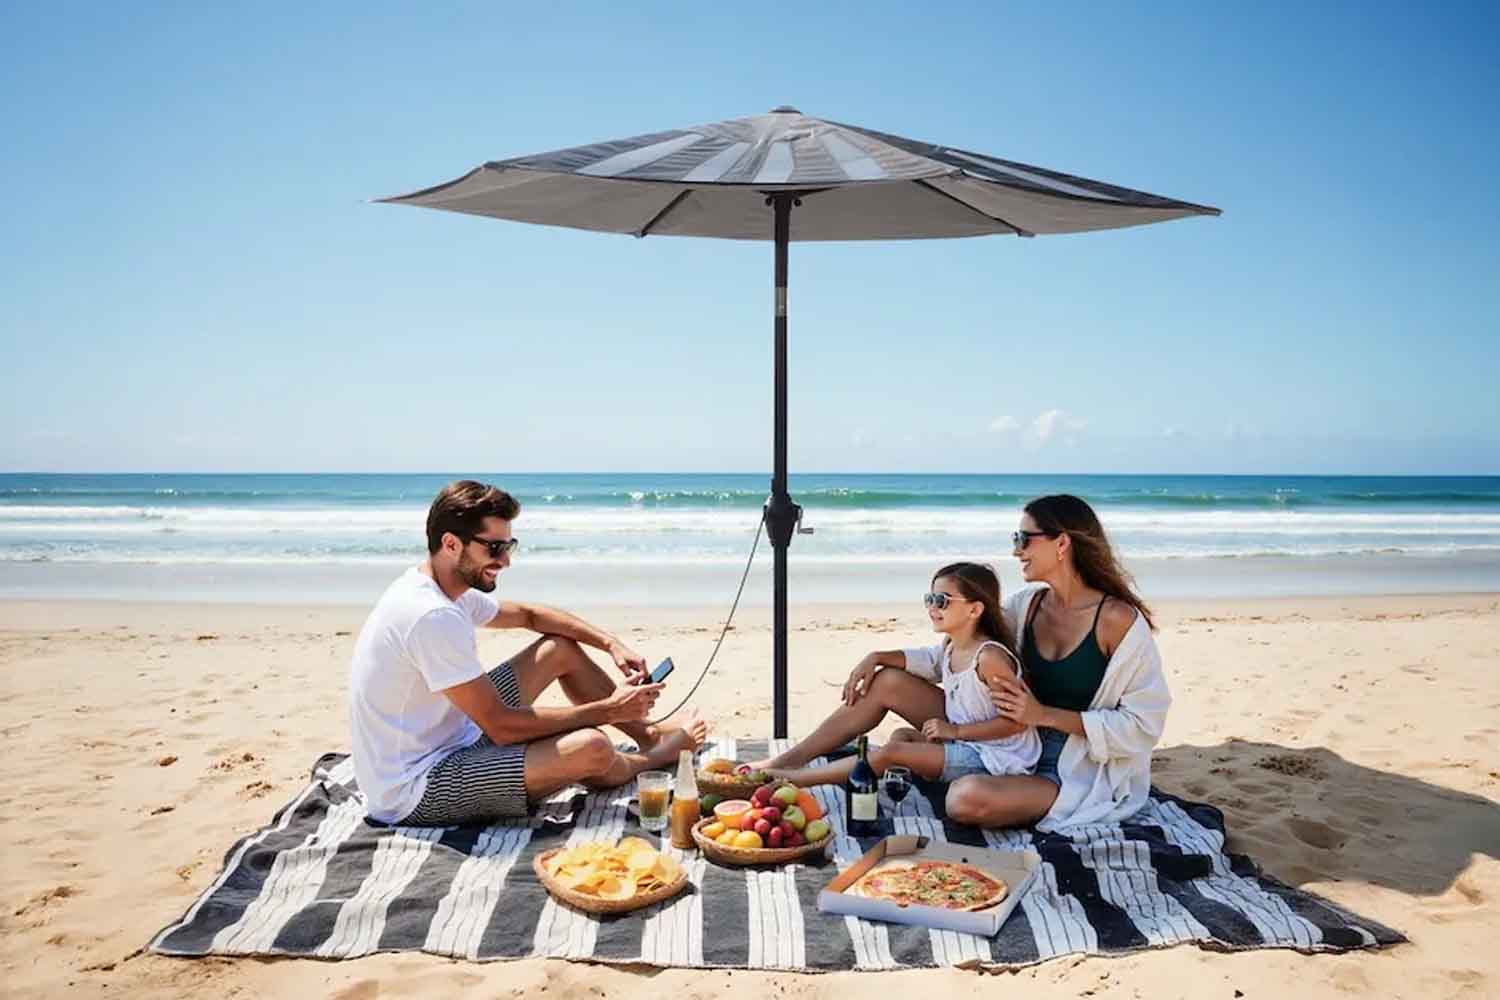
{"left": 932, "top": 561, "right": 1018, "bottom": 657}
{"left": 1023, "top": 494, "right": 1155, "bottom": 631}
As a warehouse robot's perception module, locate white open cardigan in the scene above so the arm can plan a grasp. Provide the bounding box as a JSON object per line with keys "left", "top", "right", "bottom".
{"left": 1002, "top": 583, "right": 1172, "bottom": 831}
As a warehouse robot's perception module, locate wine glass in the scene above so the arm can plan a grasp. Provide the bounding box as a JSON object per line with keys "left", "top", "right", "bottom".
{"left": 881, "top": 766, "right": 913, "bottom": 817}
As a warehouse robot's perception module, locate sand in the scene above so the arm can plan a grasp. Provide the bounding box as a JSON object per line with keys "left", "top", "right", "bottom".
{"left": 1, "top": 593, "right": 1497, "bottom": 999}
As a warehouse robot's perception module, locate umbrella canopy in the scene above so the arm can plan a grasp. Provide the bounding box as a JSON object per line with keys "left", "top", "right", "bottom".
{"left": 380, "top": 107, "right": 1219, "bottom": 737}
{"left": 381, "top": 106, "right": 1217, "bottom": 240}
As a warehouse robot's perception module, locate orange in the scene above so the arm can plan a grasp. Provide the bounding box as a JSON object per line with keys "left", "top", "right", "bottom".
{"left": 794, "top": 789, "right": 824, "bottom": 822}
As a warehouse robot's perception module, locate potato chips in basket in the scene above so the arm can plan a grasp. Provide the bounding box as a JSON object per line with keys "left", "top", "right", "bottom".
{"left": 535, "top": 836, "right": 689, "bottom": 913}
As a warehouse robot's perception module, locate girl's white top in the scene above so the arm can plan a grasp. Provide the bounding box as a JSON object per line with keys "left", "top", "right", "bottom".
{"left": 902, "top": 639, "right": 1043, "bottom": 777}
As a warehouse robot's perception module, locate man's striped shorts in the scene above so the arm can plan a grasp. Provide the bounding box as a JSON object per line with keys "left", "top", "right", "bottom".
{"left": 401, "top": 662, "right": 529, "bottom": 825}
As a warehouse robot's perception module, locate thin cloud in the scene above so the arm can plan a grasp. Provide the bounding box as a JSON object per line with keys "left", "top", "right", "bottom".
{"left": 988, "top": 415, "right": 1019, "bottom": 434}
{"left": 1028, "top": 409, "right": 1088, "bottom": 448}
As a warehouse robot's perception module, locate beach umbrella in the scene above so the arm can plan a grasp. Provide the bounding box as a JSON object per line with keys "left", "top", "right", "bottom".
{"left": 379, "top": 106, "right": 1219, "bottom": 737}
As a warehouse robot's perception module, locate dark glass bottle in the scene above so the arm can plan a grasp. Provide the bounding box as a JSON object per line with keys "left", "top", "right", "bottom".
{"left": 845, "top": 735, "right": 880, "bottom": 837}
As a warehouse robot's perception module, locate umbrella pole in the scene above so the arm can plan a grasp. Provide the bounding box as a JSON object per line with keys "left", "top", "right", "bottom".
{"left": 764, "top": 193, "right": 800, "bottom": 740}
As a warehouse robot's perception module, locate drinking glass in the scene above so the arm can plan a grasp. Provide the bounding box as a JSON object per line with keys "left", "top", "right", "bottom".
{"left": 881, "top": 766, "right": 913, "bottom": 816}
{"left": 637, "top": 770, "right": 672, "bottom": 832}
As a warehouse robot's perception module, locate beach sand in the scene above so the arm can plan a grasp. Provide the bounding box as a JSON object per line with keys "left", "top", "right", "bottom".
{"left": 1, "top": 594, "right": 1497, "bottom": 998}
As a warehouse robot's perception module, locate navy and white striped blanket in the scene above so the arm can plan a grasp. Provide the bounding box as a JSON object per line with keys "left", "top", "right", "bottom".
{"left": 150, "top": 739, "right": 1401, "bottom": 970}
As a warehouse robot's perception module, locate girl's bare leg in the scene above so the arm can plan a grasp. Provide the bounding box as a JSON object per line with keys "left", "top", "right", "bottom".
{"left": 770, "top": 738, "right": 948, "bottom": 787}
{"left": 754, "top": 668, "right": 946, "bottom": 770}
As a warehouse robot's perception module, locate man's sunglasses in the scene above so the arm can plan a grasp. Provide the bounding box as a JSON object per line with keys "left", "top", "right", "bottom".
{"left": 1011, "top": 529, "right": 1057, "bottom": 551}
{"left": 923, "top": 592, "right": 973, "bottom": 610}
{"left": 467, "top": 535, "right": 520, "bottom": 558}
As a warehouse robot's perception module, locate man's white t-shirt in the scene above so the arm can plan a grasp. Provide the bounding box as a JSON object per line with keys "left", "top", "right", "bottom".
{"left": 349, "top": 567, "right": 500, "bottom": 823}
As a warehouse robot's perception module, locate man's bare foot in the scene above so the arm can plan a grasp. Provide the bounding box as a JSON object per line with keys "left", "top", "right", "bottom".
{"left": 639, "top": 713, "right": 708, "bottom": 769}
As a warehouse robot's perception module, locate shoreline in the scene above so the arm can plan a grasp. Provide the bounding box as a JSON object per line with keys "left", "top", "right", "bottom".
{"left": 4, "top": 549, "right": 1499, "bottom": 607}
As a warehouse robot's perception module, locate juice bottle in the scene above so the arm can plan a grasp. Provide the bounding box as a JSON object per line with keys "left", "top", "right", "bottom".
{"left": 669, "top": 749, "right": 700, "bottom": 849}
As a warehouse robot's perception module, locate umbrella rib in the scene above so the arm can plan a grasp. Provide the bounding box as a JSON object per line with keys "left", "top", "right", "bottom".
{"left": 636, "top": 190, "right": 693, "bottom": 237}
{"left": 914, "top": 179, "right": 1034, "bottom": 237}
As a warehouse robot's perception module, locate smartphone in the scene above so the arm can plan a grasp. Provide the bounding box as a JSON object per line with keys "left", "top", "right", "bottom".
{"left": 649, "top": 657, "right": 675, "bottom": 684}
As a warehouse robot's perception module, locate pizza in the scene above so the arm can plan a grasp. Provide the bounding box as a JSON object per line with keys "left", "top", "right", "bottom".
{"left": 849, "top": 859, "right": 1008, "bottom": 911}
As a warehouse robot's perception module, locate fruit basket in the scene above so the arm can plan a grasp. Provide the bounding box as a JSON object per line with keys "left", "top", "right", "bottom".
{"left": 691, "top": 817, "right": 833, "bottom": 867}
{"left": 694, "top": 759, "right": 774, "bottom": 799}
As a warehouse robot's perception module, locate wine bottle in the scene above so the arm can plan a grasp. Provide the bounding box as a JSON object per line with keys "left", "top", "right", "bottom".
{"left": 845, "top": 735, "right": 880, "bottom": 837}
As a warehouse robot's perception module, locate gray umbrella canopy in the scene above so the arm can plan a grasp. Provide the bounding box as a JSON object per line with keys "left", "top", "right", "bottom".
{"left": 379, "top": 106, "right": 1219, "bottom": 239}
{"left": 380, "top": 107, "right": 1218, "bottom": 737}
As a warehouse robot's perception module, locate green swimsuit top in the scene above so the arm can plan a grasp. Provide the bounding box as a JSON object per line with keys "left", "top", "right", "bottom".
{"left": 1021, "top": 590, "right": 1110, "bottom": 712}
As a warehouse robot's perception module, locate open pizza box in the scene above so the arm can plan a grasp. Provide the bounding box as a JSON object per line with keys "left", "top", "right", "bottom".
{"left": 817, "top": 835, "right": 1042, "bottom": 937}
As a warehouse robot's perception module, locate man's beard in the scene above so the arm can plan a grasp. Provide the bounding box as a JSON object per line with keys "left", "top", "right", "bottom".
{"left": 456, "top": 550, "right": 498, "bottom": 592}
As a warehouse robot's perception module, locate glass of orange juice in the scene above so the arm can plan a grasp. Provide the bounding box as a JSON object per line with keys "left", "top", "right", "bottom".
{"left": 637, "top": 770, "right": 672, "bottom": 832}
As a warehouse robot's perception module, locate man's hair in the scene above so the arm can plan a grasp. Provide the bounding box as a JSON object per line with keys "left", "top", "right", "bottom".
{"left": 426, "top": 480, "right": 521, "bottom": 554}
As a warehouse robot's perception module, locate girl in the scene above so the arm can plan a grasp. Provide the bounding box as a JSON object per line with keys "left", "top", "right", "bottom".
{"left": 766, "top": 562, "right": 1041, "bottom": 787}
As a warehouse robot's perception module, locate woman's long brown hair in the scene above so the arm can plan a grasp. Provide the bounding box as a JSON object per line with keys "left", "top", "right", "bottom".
{"left": 933, "top": 561, "right": 1019, "bottom": 658}
{"left": 1023, "top": 495, "right": 1156, "bottom": 631}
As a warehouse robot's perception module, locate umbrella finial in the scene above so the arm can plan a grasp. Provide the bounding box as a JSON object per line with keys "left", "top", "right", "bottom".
{"left": 769, "top": 105, "right": 801, "bottom": 114}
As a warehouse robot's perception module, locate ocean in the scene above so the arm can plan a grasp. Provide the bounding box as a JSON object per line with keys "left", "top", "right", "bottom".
{"left": 3, "top": 473, "right": 1499, "bottom": 605}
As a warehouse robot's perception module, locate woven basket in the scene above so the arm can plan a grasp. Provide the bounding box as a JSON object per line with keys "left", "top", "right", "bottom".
{"left": 533, "top": 848, "right": 690, "bottom": 915}
{"left": 690, "top": 818, "right": 832, "bottom": 867}
{"left": 695, "top": 771, "right": 767, "bottom": 799}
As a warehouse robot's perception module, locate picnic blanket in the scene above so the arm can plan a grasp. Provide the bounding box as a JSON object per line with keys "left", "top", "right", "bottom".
{"left": 149, "top": 739, "right": 1402, "bottom": 970}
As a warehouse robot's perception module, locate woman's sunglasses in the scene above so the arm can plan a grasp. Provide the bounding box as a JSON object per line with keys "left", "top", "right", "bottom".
{"left": 1011, "top": 529, "right": 1057, "bottom": 551}
{"left": 923, "top": 592, "right": 973, "bottom": 610}
{"left": 467, "top": 535, "right": 520, "bottom": 558}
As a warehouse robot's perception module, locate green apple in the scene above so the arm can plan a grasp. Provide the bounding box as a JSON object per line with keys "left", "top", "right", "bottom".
{"left": 772, "top": 785, "right": 799, "bottom": 807}
{"left": 804, "top": 819, "right": 831, "bottom": 843}
{"left": 782, "top": 804, "right": 806, "bottom": 830}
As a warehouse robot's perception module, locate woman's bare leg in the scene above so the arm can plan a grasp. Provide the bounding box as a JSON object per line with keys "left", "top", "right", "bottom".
{"left": 944, "top": 774, "right": 1059, "bottom": 828}
{"left": 754, "top": 669, "right": 946, "bottom": 770}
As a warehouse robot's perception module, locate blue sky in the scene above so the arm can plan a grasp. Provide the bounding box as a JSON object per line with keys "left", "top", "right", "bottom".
{"left": 2, "top": 2, "right": 1496, "bottom": 475}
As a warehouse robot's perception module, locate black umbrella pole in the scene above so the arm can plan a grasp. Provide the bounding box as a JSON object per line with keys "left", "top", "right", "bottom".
{"left": 764, "top": 194, "right": 800, "bottom": 740}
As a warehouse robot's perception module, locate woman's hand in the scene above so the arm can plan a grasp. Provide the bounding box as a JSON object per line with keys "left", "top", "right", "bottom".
{"left": 989, "top": 672, "right": 1048, "bottom": 726}
{"left": 921, "top": 718, "right": 958, "bottom": 742}
{"left": 842, "top": 655, "right": 880, "bottom": 706}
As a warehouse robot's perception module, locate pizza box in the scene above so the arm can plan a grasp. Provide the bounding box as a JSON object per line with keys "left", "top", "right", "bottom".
{"left": 817, "top": 835, "right": 1041, "bottom": 937}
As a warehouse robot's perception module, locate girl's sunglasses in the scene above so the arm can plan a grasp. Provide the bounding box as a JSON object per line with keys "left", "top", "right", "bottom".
{"left": 467, "top": 535, "right": 520, "bottom": 558}
{"left": 923, "top": 592, "right": 973, "bottom": 610}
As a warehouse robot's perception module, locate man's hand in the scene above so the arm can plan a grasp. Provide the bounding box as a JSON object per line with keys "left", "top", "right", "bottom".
{"left": 609, "top": 640, "right": 649, "bottom": 685}
{"left": 601, "top": 681, "right": 663, "bottom": 722}
{"left": 922, "top": 718, "right": 958, "bottom": 742}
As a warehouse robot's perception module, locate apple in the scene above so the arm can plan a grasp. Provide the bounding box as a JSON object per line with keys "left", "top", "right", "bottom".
{"left": 741, "top": 811, "right": 760, "bottom": 832}
{"left": 760, "top": 806, "right": 781, "bottom": 825}
{"left": 734, "top": 764, "right": 752, "bottom": 776}
{"left": 782, "top": 805, "right": 807, "bottom": 831}
{"left": 788, "top": 829, "right": 806, "bottom": 847}
{"left": 804, "top": 819, "right": 831, "bottom": 843}
{"left": 751, "top": 785, "right": 775, "bottom": 808}
{"left": 772, "top": 785, "right": 799, "bottom": 807}
{"left": 754, "top": 818, "right": 772, "bottom": 837}
{"left": 778, "top": 820, "right": 796, "bottom": 839}
{"left": 768, "top": 827, "right": 785, "bottom": 849}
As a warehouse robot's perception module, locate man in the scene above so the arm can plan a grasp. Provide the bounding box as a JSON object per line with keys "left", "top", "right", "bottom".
{"left": 349, "top": 480, "right": 706, "bottom": 826}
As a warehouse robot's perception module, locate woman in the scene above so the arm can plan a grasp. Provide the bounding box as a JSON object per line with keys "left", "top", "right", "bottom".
{"left": 954, "top": 493, "right": 1171, "bottom": 831}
